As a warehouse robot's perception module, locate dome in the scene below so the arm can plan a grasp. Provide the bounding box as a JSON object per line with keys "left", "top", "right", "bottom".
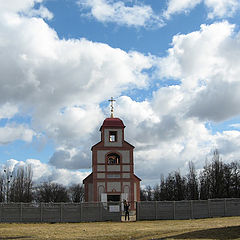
{"left": 100, "top": 117, "right": 125, "bottom": 130}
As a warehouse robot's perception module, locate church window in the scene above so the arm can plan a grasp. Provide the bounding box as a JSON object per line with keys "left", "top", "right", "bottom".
{"left": 109, "top": 131, "right": 117, "bottom": 142}
{"left": 107, "top": 153, "right": 120, "bottom": 165}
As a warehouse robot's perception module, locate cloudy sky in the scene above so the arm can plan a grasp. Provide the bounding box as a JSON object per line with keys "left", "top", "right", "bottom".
{"left": 1, "top": 0, "right": 240, "bottom": 186}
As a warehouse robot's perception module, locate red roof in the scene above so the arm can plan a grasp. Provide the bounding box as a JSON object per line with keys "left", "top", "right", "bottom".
{"left": 100, "top": 117, "right": 125, "bottom": 130}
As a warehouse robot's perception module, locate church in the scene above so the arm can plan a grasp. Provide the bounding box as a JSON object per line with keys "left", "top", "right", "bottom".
{"left": 83, "top": 98, "right": 141, "bottom": 208}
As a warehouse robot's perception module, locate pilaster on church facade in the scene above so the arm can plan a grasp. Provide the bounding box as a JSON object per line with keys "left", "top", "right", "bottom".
{"left": 83, "top": 112, "right": 141, "bottom": 208}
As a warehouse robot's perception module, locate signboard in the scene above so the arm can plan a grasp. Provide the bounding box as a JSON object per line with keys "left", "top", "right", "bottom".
{"left": 109, "top": 205, "right": 120, "bottom": 212}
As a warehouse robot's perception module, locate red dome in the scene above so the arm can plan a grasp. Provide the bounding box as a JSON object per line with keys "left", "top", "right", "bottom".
{"left": 100, "top": 118, "right": 125, "bottom": 130}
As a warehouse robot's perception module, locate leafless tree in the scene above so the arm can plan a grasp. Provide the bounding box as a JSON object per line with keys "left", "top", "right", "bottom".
{"left": 35, "top": 182, "right": 69, "bottom": 202}
{"left": 10, "top": 165, "right": 33, "bottom": 202}
{"left": 69, "top": 184, "right": 84, "bottom": 202}
{"left": 186, "top": 161, "right": 199, "bottom": 200}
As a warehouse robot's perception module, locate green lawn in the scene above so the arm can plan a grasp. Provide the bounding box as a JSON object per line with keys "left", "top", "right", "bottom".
{"left": 0, "top": 216, "right": 239, "bottom": 240}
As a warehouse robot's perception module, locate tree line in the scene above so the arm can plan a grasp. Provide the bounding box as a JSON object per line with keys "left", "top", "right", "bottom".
{"left": 0, "top": 150, "right": 239, "bottom": 203}
{"left": 0, "top": 165, "right": 84, "bottom": 203}
{"left": 141, "top": 150, "right": 240, "bottom": 201}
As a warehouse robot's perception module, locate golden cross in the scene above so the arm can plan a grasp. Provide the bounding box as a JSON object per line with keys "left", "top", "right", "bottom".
{"left": 108, "top": 97, "right": 116, "bottom": 118}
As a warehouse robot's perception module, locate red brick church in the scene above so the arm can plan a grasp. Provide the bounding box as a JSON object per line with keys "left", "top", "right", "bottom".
{"left": 83, "top": 98, "right": 141, "bottom": 207}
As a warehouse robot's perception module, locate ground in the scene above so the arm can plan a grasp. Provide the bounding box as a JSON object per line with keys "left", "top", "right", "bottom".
{"left": 0, "top": 217, "right": 239, "bottom": 240}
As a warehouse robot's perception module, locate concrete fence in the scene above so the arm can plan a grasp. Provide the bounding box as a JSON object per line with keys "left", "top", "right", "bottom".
{"left": 136, "top": 198, "right": 240, "bottom": 221}
{"left": 1, "top": 198, "right": 239, "bottom": 223}
{"left": 0, "top": 202, "right": 121, "bottom": 223}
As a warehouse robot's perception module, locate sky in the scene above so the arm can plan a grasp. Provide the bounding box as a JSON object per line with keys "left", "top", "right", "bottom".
{"left": 1, "top": 0, "right": 240, "bottom": 186}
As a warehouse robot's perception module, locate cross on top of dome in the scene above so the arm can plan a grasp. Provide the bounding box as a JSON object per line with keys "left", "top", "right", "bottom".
{"left": 108, "top": 97, "right": 116, "bottom": 118}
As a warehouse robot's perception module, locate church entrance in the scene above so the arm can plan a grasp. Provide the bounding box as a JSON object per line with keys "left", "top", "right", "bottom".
{"left": 107, "top": 194, "right": 120, "bottom": 202}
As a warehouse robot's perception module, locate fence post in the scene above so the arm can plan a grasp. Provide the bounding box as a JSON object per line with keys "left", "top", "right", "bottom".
{"left": 173, "top": 201, "right": 176, "bottom": 220}
{"left": 20, "top": 203, "right": 23, "bottom": 222}
{"left": 99, "top": 202, "right": 102, "bottom": 221}
{"left": 137, "top": 202, "right": 140, "bottom": 221}
{"left": 190, "top": 200, "right": 193, "bottom": 219}
{"left": 60, "top": 203, "right": 63, "bottom": 223}
{"left": 208, "top": 199, "right": 211, "bottom": 218}
{"left": 136, "top": 202, "right": 138, "bottom": 221}
{"left": 224, "top": 198, "right": 227, "bottom": 217}
{"left": 40, "top": 203, "right": 43, "bottom": 222}
{"left": 0, "top": 203, "right": 2, "bottom": 222}
{"left": 80, "top": 202, "right": 83, "bottom": 222}
{"left": 155, "top": 201, "right": 157, "bottom": 220}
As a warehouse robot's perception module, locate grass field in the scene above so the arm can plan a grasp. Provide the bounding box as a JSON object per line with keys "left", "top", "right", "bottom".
{"left": 0, "top": 216, "right": 239, "bottom": 240}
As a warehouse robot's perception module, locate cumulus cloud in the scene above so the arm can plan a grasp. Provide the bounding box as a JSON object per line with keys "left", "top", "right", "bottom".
{"left": 205, "top": 0, "right": 240, "bottom": 19}
{"left": 49, "top": 148, "right": 91, "bottom": 169}
{"left": 157, "top": 21, "right": 240, "bottom": 122}
{"left": 77, "top": 0, "right": 163, "bottom": 28}
{"left": 0, "top": 124, "right": 35, "bottom": 145}
{"left": 0, "top": 103, "right": 18, "bottom": 119}
{"left": 1, "top": 159, "right": 90, "bottom": 186}
{"left": 0, "top": 0, "right": 154, "bottom": 148}
{"left": 163, "top": 0, "right": 201, "bottom": 19}
{"left": 1, "top": 0, "right": 240, "bottom": 186}
{"left": 163, "top": 0, "right": 239, "bottom": 19}
{"left": 113, "top": 20, "right": 240, "bottom": 179}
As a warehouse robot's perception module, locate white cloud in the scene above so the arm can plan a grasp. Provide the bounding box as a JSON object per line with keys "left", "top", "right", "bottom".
{"left": 0, "top": 0, "right": 53, "bottom": 20}
{"left": 0, "top": 0, "right": 42, "bottom": 14}
{"left": 1, "top": 1, "right": 240, "bottom": 187}
{"left": 163, "top": 0, "right": 201, "bottom": 19}
{"left": 157, "top": 21, "right": 240, "bottom": 122}
{"left": 78, "top": 0, "right": 163, "bottom": 28}
{"left": 0, "top": 124, "right": 35, "bottom": 145}
{"left": 27, "top": 5, "right": 54, "bottom": 20}
{"left": 0, "top": 103, "right": 18, "bottom": 119}
{"left": 204, "top": 0, "right": 240, "bottom": 19}
{"left": 1, "top": 159, "right": 90, "bottom": 186}
{"left": 230, "top": 123, "right": 240, "bottom": 129}
{"left": 163, "top": 0, "right": 239, "bottom": 19}
{"left": 0, "top": 2, "right": 154, "bottom": 147}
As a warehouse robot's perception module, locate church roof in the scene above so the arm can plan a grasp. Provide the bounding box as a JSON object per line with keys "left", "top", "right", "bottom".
{"left": 100, "top": 117, "right": 125, "bottom": 130}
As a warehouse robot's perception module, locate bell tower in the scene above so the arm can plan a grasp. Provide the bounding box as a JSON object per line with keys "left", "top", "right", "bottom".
{"left": 83, "top": 98, "right": 141, "bottom": 208}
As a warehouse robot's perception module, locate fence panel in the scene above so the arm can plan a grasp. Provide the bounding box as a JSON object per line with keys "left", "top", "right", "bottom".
{"left": 137, "top": 198, "right": 240, "bottom": 221}
{"left": 0, "top": 203, "right": 21, "bottom": 222}
{"left": 175, "top": 201, "right": 191, "bottom": 220}
{"left": 42, "top": 203, "right": 61, "bottom": 223}
{"left": 62, "top": 203, "right": 81, "bottom": 223}
{"left": 136, "top": 202, "right": 155, "bottom": 220}
{"left": 81, "top": 202, "right": 101, "bottom": 222}
{"left": 209, "top": 199, "right": 225, "bottom": 217}
{"left": 156, "top": 201, "right": 174, "bottom": 220}
{"left": 225, "top": 199, "right": 240, "bottom": 217}
{"left": 22, "top": 203, "right": 41, "bottom": 222}
{"left": 192, "top": 200, "right": 209, "bottom": 219}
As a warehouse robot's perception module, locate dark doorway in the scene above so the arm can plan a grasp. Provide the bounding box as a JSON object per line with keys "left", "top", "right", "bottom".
{"left": 107, "top": 195, "right": 120, "bottom": 202}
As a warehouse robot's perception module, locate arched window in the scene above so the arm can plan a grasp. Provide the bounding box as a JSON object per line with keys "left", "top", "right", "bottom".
{"left": 106, "top": 153, "right": 120, "bottom": 165}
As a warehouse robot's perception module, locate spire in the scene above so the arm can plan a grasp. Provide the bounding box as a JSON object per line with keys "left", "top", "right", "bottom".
{"left": 108, "top": 97, "right": 116, "bottom": 118}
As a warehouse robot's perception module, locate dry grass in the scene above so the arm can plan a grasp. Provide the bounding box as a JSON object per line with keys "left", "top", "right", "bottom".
{"left": 0, "top": 217, "right": 239, "bottom": 240}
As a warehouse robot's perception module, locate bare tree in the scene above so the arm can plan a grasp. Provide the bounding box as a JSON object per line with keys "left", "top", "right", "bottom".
{"left": 146, "top": 185, "right": 152, "bottom": 201}
{"left": 153, "top": 184, "right": 160, "bottom": 201}
{"left": 0, "top": 173, "right": 4, "bottom": 202}
{"left": 159, "top": 175, "right": 167, "bottom": 201}
{"left": 186, "top": 161, "right": 199, "bottom": 200}
{"left": 35, "top": 182, "right": 69, "bottom": 202}
{"left": 140, "top": 188, "right": 147, "bottom": 201}
{"left": 230, "top": 161, "right": 240, "bottom": 198}
{"left": 10, "top": 165, "right": 33, "bottom": 202}
{"left": 69, "top": 184, "right": 84, "bottom": 202}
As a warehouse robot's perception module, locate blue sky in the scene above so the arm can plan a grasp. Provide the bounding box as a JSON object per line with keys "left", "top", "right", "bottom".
{"left": 0, "top": 0, "right": 240, "bottom": 186}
